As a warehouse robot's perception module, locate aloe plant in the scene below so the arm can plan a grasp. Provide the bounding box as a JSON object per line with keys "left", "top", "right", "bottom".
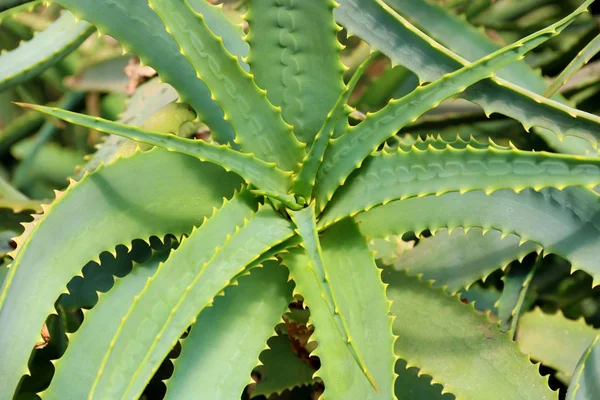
{"left": 2, "top": 0, "right": 600, "bottom": 399}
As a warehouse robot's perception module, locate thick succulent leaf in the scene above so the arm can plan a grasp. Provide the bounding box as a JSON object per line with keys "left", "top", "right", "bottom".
{"left": 63, "top": 55, "right": 130, "bottom": 93}
{"left": 392, "top": 228, "right": 540, "bottom": 293}
{"left": 77, "top": 78, "right": 180, "bottom": 177}
{"left": 252, "top": 334, "right": 317, "bottom": 398}
{"left": 381, "top": 0, "right": 596, "bottom": 154}
{"left": 166, "top": 262, "right": 293, "bottom": 399}
{"left": 281, "top": 219, "right": 395, "bottom": 399}
{"left": 354, "top": 188, "right": 600, "bottom": 285}
{"left": 546, "top": 33, "right": 600, "bottom": 97}
{"left": 567, "top": 335, "right": 600, "bottom": 399}
{"left": 0, "top": 11, "right": 94, "bottom": 92}
{"left": 320, "top": 144, "right": 600, "bottom": 225}
{"left": 246, "top": 0, "right": 345, "bottom": 144}
{"left": 21, "top": 104, "right": 295, "bottom": 199}
{"left": 315, "top": 3, "right": 588, "bottom": 210}
{"left": 53, "top": 0, "right": 236, "bottom": 145}
{"left": 148, "top": 0, "right": 305, "bottom": 172}
{"left": 335, "top": 0, "right": 600, "bottom": 156}
{"left": 187, "top": 0, "right": 249, "bottom": 71}
{"left": 386, "top": 272, "right": 555, "bottom": 400}
{"left": 293, "top": 55, "right": 373, "bottom": 200}
{"left": 43, "top": 246, "right": 172, "bottom": 399}
{"left": 517, "top": 309, "right": 598, "bottom": 379}
{"left": 91, "top": 204, "right": 295, "bottom": 399}
{"left": 0, "top": 149, "right": 243, "bottom": 396}
{"left": 0, "top": 0, "right": 34, "bottom": 12}
{"left": 289, "top": 204, "right": 376, "bottom": 389}
{"left": 496, "top": 261, "right": 539, "bottom": 337}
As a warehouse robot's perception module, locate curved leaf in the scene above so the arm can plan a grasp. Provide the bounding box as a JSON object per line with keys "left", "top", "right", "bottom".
{"left": 567, "top": 335, "right": 600, "bottom": 399}
{"left": 166, "top": 262, "right": 293, "bottom": 399}
{"left": 0, "top": 149, "right": 243, "bottom": 396}
{"left": 20, "top": 104, "right": 295, "bottom": 198}
{"left": 517, "top": 309, "right": 598, "bottom": 380}
{"left": 320, "top": 144, "right": 600, "bottom": 226}
{"left": 43, "top": 245, "right": 172, "bottom": 399}
{"left": 316, "top": 2, "right": 589, "bottom": 209}
{"left": 281, "top": 219, "right": 395, "bottom": 399}
{"left": 91, "top": 204, "right": 295, "bottom": 399}
{"left": 335, "top": 0, "right": 600, "bottom": 156}
{"left": 354, "top": 188, "right": 600, "bottom": 286}
{"left": 246, "top": 0, "right": 345, "bottom": 144}
{"left": 392, "top": 228, "right": 540, "bottom": 293}
{"left": 0, "top": 11, "right": 94, "bottom": 92}
{"left": 148, "top": 0, "right": 305, "bottom": 172}
{"left": 54, "top": 0, "right": 236, "bottom": 145}
{"left": 386, "top": 271, "right": 555, "bottom": 400}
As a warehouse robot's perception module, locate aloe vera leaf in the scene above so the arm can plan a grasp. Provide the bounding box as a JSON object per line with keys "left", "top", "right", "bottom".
{"left": 90, "top": 204, "right": 295, "bottom": 399}
{"left": 496, "top": 259, "right": 540, "bottom": 338}
{"left": 165, "top": 262, "right": 293, "bottom": 399}
{"left": 293, "top": 55, "right": 374, "bottom": 200}
{"left": 315, "top": 2, "right": 589, "bottom": 210}
{"left": 382, "top": 0, "right": 596, "bottom": 154}
{"left": 335, "top": 0, "right": 600, "bottom": 156}
{"left": 20, "top": 104, "right": 295, "bottom": 197}
{"left": 386, "top": 272, "right": 555, "bottom": 400}
{"left": 246, "top": 0, "right": 345, "bottom": 144}
{"left": 0, "top": 149, "right": 243, "bottom": 396}
{"left": 354, "top": 188, "right": 600, "bottom": 287}
{"left": 251, "top": 334, "right": 317, "bottom": 398}
{"left": 0, "top": 174, "right": 27, "bottom": 201}
{"left": 0, "top": 109, "right": 43, "bottom": 156}
{"left": 289, "top": 204, "right": 378, "bottom": 391}
{"left": 0, "top": 11, "right": 94, "bottom": 92}
{"left": 148, "top": 0, "right": 305, "bottom": 172}
{"left": 517, "top": 309, "right": 598, "bottom": 380}
{"left": 545, "top": 33, "right": 600, "bottom": 97}
{"left": 77, "top": 78, "right": 180, "bottom": 178}
{"left": 392, "top": 228, "right": 540, "bottom": 294}
{"left": 42, "top": 246, "right": 172, "bottom": 399}
{"left": 63, "top": 55, "right": 130, "bottom": 93}
{"left": 319, "top": 144, "right": 600, "bottom": 226}
{"left": 567, "top": 335, "right": 600, "bottom": 399}
{"left": 53, "top": 0, "right": 236, "bottom": 146}
{"left": 186, "top": 0, "right": 249, "bottom": 71}
{"left": 281, "top": 220, "right": 395, "bottom": 399}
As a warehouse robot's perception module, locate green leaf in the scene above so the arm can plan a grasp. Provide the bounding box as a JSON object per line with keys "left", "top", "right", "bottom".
{"left": 54, "top": 0, "right": 236, "bottom": 145}
{"left": 0, "top": 11, "right": 94, "bottom": 92}
{"left": 148, "top": 0, "right": 306, "bottom": 172}
{"left": 293, "top": 54, "right": 374, "bottom": 200}
{"left": 0, "top": 0, "right": 42, "bottom": 23}
{"left": 0, "top": 149, "right": 243, "bottom": 397}
{"left": 545, "top": 33, "right": 600, "bottom": 97}
{"left": 335, "top": 0, "right": 600, "bottom": 156}
{"left": 0, "top": 109, "right": 44, "bottom": 155}
{"left": 246, "top": 0, "right": 345, "bottom": 144}
{"left": 90, "top": 203, "right": 295, "bottom": 399}
{"left": 496, "top": 259, "right": 540, "bottom": 337}
{"left": 289, "top": 204, "right": 377, "bottom": 390}
{"left": 517, "top": 309, "right": 598, "bottom": 380}
{"left": 316, "top": 2, "right": 589, "bottom": 210}
{"left": 166, "top": 262, "right": 294, "bottom": 399}
{"left": 252, "top": 334, "right": 317, "bottom": 398}
{"left": 354, "top": 188, "right": 600, "bottom": 286}
{"left": 42, "top": 244, "right": 172, "bottom": 399}
{"left": 567, "top": 335, "right": 600, "bottom": 399}
{"left": 281, "top": 219, "right": 395, "bottom": 399}
{"left": 20, "top": 104, "right": 295, "bottom": 199}
{"left": 385, "top": 272, "right": 555, "bottom": 400}
{"left": 320, "top": 144, "right": 600, "bottom": 227}
{"left": 0, "top": 0, "right": 35, "bottom": 12}
{"left": 391, "top": 228, "right": 540, "bottom": 293}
